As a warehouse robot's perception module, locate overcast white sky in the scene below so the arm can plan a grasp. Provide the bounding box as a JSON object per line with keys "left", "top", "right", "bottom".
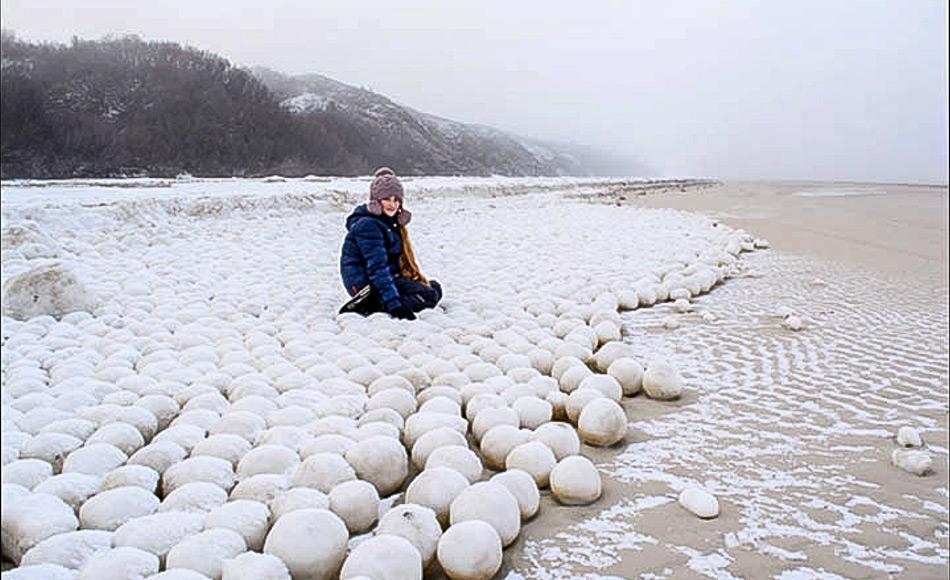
{"left": 2, "top": 0, "right": 947, "bottom": 183}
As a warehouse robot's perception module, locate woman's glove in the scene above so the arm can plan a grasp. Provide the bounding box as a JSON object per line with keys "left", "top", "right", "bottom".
{"left": 388, "top": 301, "right": 417, "bottom": 321}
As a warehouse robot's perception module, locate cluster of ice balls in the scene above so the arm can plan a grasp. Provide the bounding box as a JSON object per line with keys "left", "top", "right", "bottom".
{"left": 1, "top": 221, "right": 758, "bottom": 578}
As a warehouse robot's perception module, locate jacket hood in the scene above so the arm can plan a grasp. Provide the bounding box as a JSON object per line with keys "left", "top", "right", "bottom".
{"left": 346, "top": 204, "right": 396, "bottom": 231}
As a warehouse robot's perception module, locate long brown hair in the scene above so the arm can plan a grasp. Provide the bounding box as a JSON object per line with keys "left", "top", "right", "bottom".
{"left": 398, "top": 224, "right": 429, "bottom": 286}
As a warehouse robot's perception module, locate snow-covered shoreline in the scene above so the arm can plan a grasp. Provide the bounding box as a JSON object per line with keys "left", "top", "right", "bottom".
{"left": 4, "top": 177, "right": 945, "bottom": 579}
{"left": 3, "top": 176, "right": 759, "bottom": 579}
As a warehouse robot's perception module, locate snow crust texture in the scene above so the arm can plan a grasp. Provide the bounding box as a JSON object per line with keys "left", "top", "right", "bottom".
{"left": 2, "top": 176, "right": 767, "bottom": 578}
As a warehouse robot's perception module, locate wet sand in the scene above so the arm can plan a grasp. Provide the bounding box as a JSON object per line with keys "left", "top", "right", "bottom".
{"left": 507, "top": 181, "right": 949, "bottom": 579}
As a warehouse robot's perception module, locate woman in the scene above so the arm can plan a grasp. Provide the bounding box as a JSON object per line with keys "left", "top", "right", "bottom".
{"left": 339, "top": 167, "right": 442, "bottom": 320}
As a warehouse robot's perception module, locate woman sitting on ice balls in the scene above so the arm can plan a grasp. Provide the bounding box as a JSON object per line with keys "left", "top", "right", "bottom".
{"left": 339, "top": 167, "right": 442, "bottom": 320}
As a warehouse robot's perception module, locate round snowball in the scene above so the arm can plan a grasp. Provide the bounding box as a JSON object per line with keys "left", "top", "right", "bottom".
{"left": 162, "top": 456, "right": 235, "bottom": 494}
{"left": 479, "top": 425, "right": 531, "bottom": 471}
{"left": 565, "top": 388, "right": 604, "bottom": 424}
{"left": 471, "top": 406, "right": 519, "bottom": 442}
{"left": 577, "top": 398, "right": 627, "bottom": 447}
{"left": 437, "top": 520, "right": 502, "bottom": 580}
{"left": 77, "top": 547, "right": 159, "bottom": 580}
{"left": 344, "top": 436, "right": 408, "bottom": 496}
{"left": 19, "top": 529, "right": 111, "bottom": 570}
{"left": 236, "top": 445, "right": 300, "bottom": 480}
{"left": 550, "top": 456, "right": 602, "bottom": 505}
{"left": 376, "top": 504, "right": 442, "bottom": 568}
{"left": 558, "top": 365, "right": 593, "bottom": 395}
{"left": 221, "top": 552, "right": 291, "bottom": 580}
{"left": 269, "top": 487, "right": 329, "bottom": 520}
{"left": 159, "top": 481, "right": 228, "bottom": 514}
{"left": 425, "top": 446, "right": 483, "bottom": 483}
{"left": 165, "top": 527, "right": 246, "bottom": 579}
{"left": 449, "top": 481, "right": 520, "bottom": 547}
{"left": 329, "top": 479, "right": 380, "bottom": 534}
{"left": 577, "top": 375, "right": 622, "bottom": 402}
{"left": 490, "top": 469, "right": 540, "bottom": 520}
{"left": 112, "top": 511, "right": 205, "bottom": 561}
{"left": 263, "top": 509, "right": 348, "bottom": 580}
{"left": 204, "top": 499, "right": 271, "bottom": 551}
{"left": 80, "top": 486, "right": 160, "bottom": 530}
{"left": 531, "top": 422, "right": 581, "bottom": 460}
{"left": 511, "top": 396, "right": 553, "bottom": 430}
{"left": 607, "top": 358, "right": 644, "bottom": 397}
{"left": 1, "top": 492, "right": 78, "bottom": 564}
{"left": 593, "top": 342, "right": 635, "bottom": 372}
{"left": 405, "top": 467, "right": 470, "bottom": 528}
{"left": 411, "top": 427, "right": 466, "bottom": 470}
{"left": 340, "top": 534, "right": 422, "bottom": 580}
{"left": 291, "top": 453, "right": 356, "bottom": 493}
{"left": 505, "top": 441, "right": 557, "bottom": 488}
{"left": 642, "top": 360, "right": 685, "bottom": 400}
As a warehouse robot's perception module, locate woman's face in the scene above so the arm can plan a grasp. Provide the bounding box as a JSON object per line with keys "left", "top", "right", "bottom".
{"left": 381, "top": 196, "right": 400, "bottom": 217}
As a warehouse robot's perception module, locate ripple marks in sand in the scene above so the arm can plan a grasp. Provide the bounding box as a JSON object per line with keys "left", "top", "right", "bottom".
{"left": 521, "top": 253, "right": 948, "bottom": 578}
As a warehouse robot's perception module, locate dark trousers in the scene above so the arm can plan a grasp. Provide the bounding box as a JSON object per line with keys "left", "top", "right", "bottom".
{"left": 340, "top": 278, "right": 442, "bottom": 316}
{"left": 395, "top": 278, "right": 443, "bottom": 312}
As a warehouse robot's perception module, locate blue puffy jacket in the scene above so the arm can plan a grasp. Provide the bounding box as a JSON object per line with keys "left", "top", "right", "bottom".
{"left": 340, "top": 204, "right": 404, "bottom": 309}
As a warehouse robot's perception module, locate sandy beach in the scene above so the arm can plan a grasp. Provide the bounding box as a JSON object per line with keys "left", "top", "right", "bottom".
{"left": 1, "top": 177, "right": 947, "bottom": 579}
{"left": 513, "top": 180, "right": 949, "bottom": 578}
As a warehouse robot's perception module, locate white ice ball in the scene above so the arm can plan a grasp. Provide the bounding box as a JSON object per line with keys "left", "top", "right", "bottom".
{"left": 1, "top": 492, "right": 78, "bottom": 563}
{"left": 405, "top": 467, "right": 470, "bottom": 528}
{"left": 79, "top": 486, "right": 159, "bottom": 530}
{"left": 471, "top": 405, "right": 519, "bottom": 442}
{"left": 425, "top": 445, "right": 483, "bottom": 483}
{"left": 100, "top": 465, "right": 159, "bottom": 494}
{"left": 891, "top": 449, "right": 933, "bottom": 476}
{"left": 437, "top": 520, "right": 502, "bottom": 580}
{"left": 339, "top": 534, "right": 422, "bottom": 580}
{"left": 678, "top": 487, "right": 720, "bottom": 518}
{"left": 329, "top": 479, "right": 379, "bottom": 534}
{"left": 19, "top": 529, "right": 111, "bottom": 570}
{"left": 269, "top": 487, "right": 329, "bottom": 520}
{"left": 344, "top": 435, "right": 408, "bottom": 496}
{"left": 403, "top": 413, "right": 467, "bottom": 449}
{"left": 411, "top": 427, "right": 467, "bottom": 470}
{"left": 263, "top": 509, "right": 348, "bottom": 580}
{"left": 158, "top": 481, "right": 228, "bottom": 514}
{"left": 550, "top": 456, "right": 601, "bottom": 505}
{"left": 62, "top": 443, "right": 127, "bottom": 477}
{"left": 505, "top": 441, "right": 557, "bottom": 488}
{"left": 76, "top": 547, "right": 158, "bottom": 580}
{"left": 376, "top": 504, "right": 442, "bottom": 568}
{"left": 511, "top": 396, "right": 553, "bottom": 430}
{"left": 291, "top": 453, "right": 356, "bottom": 493}
{"left": 642, "top": 359, "right": 685, "bottom": 400}
{"left": 221, "top": 552, "right": 291, "bottom": 580}
{"left": 578, "top": 375, "right": 622, "bottom": 402}
{"left": 479, "top": 424, "right": 531, "bottom": 471}
{"left": 607, "top": 358, "right": 644, "bottom": 397}
{"left": 558, "top": 365, "right": 593, "bottom": 394}
{"left": 112, "top": 511, "right": 205, "bottom": 562}
{"left": 565, "top": 388, "right": 604, "bottom": 424}
{"left": 449, "top": 481, "right": 520, "bottom": 547}
{"left": 896, "top": 426, "right": 922, "bottom": 448}
{"left": 593, "top": 342, "right": 636, "bottom": 373}
{"left": 577, "top": 398, "right": 627, "bottom": 447}
{"left": 165, "top": 527, "right": 246, "bottom": 579}
{"left": 490, "top": 469, "right": 540, "bottom": 520}
{"left": 204, "top": 499, "right": 271, "bottom": 551}
{"left": 531, "top": 422, "right": 580, "bottom": 461}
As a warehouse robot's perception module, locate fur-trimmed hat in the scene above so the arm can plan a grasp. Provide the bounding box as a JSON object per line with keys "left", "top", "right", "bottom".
{"left": 368, "top": 167, "right": 411, "bottom": 226}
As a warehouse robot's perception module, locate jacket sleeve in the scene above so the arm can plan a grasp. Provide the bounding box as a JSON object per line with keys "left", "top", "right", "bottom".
{"left": 351, "top": 220, "right": 401, "bottom": 309}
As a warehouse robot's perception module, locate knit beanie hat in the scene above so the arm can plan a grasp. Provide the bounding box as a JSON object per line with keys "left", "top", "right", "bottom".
{"left": 368, "top": 167, "right": 411, "bottom": 226}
